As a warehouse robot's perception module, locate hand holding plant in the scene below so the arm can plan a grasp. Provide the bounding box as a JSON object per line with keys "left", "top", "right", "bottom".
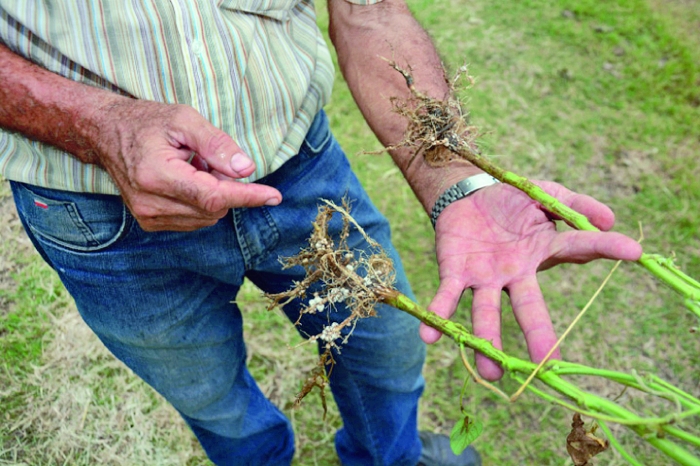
{"left": 427, "top": 180, "right": 642, "bottom": 380}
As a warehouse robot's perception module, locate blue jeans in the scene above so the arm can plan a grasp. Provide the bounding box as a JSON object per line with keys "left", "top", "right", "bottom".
{"left": 11, "top": 111, "right": 426, "bottom": 466}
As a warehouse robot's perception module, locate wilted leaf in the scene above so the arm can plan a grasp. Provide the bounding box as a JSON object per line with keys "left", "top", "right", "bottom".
{"left": 566, "top": 413, "right": 609, "bottom": 466}
{"left": 450, "top": 415, "right": 483, "bottom": 455}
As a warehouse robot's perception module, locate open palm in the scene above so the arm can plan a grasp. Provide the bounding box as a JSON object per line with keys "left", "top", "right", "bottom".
{"left": 423, "top": 181, "right": 642, "bottom": 380}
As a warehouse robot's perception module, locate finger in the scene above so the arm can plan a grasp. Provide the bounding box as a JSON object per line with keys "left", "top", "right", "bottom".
{"left": 471, "top": 287, "right": 504, "bottom": 381}
{"left": 124, "top": 193, "right": 229, "bottom": 231}
{"left": 507, "top": 276, "right": 560, "bottom": 365}
{"left": 209, "top": 169, "right": 237, "bottom": 182}
{"left": 538, "top": 181, "right": 616, "bottom": 231}
{"left": 170, "top": 106, "right": 256, "bottom": 179}
{"left": 164, "top": 161, "right": 282, "bottom": 211}
{"left": 422, "top": 276, "right": 465, "bottom": 344}
{"left": 542, "top": 230, "right": 643, "bottom": 270}
{"left": 138, "top": 215, "right": 222, "bottom": 232}
{"left": 132, "top": 151, "right": 282, "bottom": 212}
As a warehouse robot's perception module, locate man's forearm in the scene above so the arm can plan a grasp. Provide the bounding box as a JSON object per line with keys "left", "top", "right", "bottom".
{"left": 328, "top": 1, "right": 481, "bottom": 213}
{"left": 0, "top": 43, "right": 125, "bottom": 164}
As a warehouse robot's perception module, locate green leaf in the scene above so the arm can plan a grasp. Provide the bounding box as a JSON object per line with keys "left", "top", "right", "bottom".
{"left": 449, "top": 415, "right": 484, "bottom": 455}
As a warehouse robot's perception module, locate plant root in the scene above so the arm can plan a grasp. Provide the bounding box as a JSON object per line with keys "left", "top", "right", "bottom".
{"left": 266, "top": 199, "right": 396, "bottom": 406}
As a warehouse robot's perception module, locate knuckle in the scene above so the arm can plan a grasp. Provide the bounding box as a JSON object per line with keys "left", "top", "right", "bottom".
{"left": 129, "top": 168, "right": 161, "bottom": 193}
{"left": 172, "top": 105, "right": 212, "bottom": 132}
{"left": 200, "top": 191, "right": 229, "bottom": 212}
{"left": 212, "top": 208, "right": 229, "bottom": 220}
{"left": 523, "top": 324, "right": 553, "bottom": 340}
{"left": 175, "top": 179, "right": 228, "bottom": 212}
{"left": 166, "top": 104, "right": 202, "bottom": 130}
{"left": 200, "top": 131, "right": 236, "bottom": 162}
{"left": 173, "top": 179, "right": 201, "bottom": 204}
{"left": 515, "top": 293, "right": 541, "bottom": 309}
{"left": 206, "top": 131, "right": 233, "bottom": 151}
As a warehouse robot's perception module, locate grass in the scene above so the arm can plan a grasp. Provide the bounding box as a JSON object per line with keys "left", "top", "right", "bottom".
{"left": 1, "top": 0, "right": 699, "bottom": 464}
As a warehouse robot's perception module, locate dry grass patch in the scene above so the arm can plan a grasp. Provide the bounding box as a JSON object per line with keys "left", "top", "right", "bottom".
{"left": 3, "top": 307, "right": 205, "bottom": 466}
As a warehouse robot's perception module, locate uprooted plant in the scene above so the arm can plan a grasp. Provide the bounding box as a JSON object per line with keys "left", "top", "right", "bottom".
{"left": 382, "top": 60, "right": 700, "bottom": 322}
{"left": 267, "top": 200, "right": 700, "bottom": 466}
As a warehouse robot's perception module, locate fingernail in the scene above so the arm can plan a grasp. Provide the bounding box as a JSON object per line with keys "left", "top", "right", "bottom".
{"left": 230, "top": 152, "right": 254, "bottom": 175}
{"left": 265, "top": 197, "right": 281, "bottom": 207}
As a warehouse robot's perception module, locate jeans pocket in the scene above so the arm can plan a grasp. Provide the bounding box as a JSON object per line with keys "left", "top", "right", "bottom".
{"left": 11, "top": 182, "right": 132, "bottom": 253}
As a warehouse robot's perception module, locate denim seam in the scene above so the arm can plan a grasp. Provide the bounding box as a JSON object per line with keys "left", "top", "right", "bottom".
{"left": 231, "top": 207, "right": 280, "bottom": 270}
{"left": 64, "top": 202, "right": 99, "bottom": 246}
{"left": 231, "top": 208, "right": 252, "bottom": 269}
{"left": 254, "top": 207, "right": 280, "bottom": 267}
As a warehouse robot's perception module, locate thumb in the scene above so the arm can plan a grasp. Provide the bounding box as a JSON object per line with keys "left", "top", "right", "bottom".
{"left": 543, "top": 230, "right": 642, "bottom": 270}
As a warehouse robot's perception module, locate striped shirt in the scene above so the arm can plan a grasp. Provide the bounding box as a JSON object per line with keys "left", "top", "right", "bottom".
{"left": 0, "top": 0, "right": 379, "bottom": 194}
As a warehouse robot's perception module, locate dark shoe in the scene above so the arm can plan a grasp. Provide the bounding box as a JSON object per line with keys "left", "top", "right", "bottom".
{"left": 417, "top": 431, "right": 482, "bottom": 466}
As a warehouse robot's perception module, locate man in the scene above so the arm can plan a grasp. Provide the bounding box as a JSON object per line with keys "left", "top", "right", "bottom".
{"left": 0, "top": 1, "right": 641, "bottom": 465}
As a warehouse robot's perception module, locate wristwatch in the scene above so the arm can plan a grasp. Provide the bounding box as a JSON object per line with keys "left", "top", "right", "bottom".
{"left": 430, "top": 173, "right": 500, "bottom": 228}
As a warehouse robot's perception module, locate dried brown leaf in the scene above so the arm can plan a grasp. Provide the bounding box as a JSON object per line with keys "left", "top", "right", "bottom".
{"left": 566, "top": 413, "right": 610, "bottom": 466}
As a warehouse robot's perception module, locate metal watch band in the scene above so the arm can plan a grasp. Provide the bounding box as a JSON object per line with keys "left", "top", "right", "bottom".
{"left": 430, "top": 173, "right": 500, "bottom": 228}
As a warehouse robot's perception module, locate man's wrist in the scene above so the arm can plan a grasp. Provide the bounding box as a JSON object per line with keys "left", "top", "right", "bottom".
{"left": 430, "top": 173, "right": 500, "bottom": 228}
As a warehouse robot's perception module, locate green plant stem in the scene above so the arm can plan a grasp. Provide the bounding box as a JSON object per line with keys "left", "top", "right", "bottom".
{"left": 463, "top": 152, "right": 598, "bottom": 230}
{"left": 649, "top": 375, "right": 700, "bottom": 408}
{"left": 665, "top": 426, "right": 700, "bottom": 449}
{"left": 551, "top": 363, "right": 700, "bottom": 410}
{"left": 454, "top": 148, "right": 700, "bottom": 319}
{"left": 517, "top": 378, "right": 673, "bottom": 427}
{"left": 637, "top": 255, "right": 700, "bottom": 317}
{"left": 597, "top": 420, "right": 644, "bottom": 466}
{"left": 380, "top": 289, "right": 700, "bottom": 466}
{"left": 521, "top": 377, "right": 700, "bottom": 465}
{"left": 524, "top": 377, "right": 700, "bottom": 448}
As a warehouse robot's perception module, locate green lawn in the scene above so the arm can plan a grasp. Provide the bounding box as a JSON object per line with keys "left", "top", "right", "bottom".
{"left": 2, "top": 1, "right": 699, "bottom": 464}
